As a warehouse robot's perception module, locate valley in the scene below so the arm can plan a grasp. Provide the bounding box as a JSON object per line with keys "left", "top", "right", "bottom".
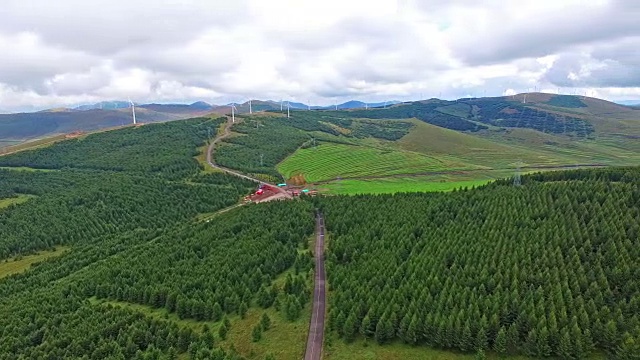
{"left": 0, "top": 95, "right": 638, "bottom": 359}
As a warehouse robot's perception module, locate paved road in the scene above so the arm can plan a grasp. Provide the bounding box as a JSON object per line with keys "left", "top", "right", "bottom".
{"left": 304, "top": 212, "right": 326, "bottom": 360}
{"left": 206, "top": 116, "right": 291, "bottom": 199}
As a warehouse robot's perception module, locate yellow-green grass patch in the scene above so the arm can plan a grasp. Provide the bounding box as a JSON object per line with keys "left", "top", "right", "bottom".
{"left": 0, "top": 194, "right": 36, "bottom": 209}
{"left": 324, "top": 337, "right": 607, "bottom": 360}
{"left": 398, "top": 120, "right": 582, "bottom": 169}
{"left": 325, "top": 337, "right": 607, "bottom": 360}
{"left": 278, "top": 143, "right": 474, "bottom": 183}
{"left": 320, "top": 175, "right": 494, "bottom": 195}
{"left": 0, "top": 134, "right": 68, "bottom": 156}
{"left": 0, "top": 246, "right": 70, "bottom": 279}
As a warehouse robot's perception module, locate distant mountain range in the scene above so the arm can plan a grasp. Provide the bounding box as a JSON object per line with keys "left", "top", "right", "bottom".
{"left": 3, "top": 94, "right": 638, "bottom": 151}
{"left": 74, "top": 101, "right": 215, "bottom": 111}
{"left": 1, "top": 98, "right": 401, "bottom": 149}
{"left": 71, "top": 99, "right": 400, "bottom": 113}
{"left": 0, "top": 102, "right": 216, "bottom": 147}
{"left": 282, "top": 100, "right": 401, "bottom": 110}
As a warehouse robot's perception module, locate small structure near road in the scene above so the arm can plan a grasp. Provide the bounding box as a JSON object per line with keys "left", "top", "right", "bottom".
{"left": 242, "top": 183, "right": 317, "bottom": 203}
{"left": 244, "top": 184, "right": 281, "bottom": 203}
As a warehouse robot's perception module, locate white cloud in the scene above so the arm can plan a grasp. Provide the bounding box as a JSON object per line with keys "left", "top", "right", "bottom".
{"left": 0, "top": 0, "right": 639, "bottom": 111}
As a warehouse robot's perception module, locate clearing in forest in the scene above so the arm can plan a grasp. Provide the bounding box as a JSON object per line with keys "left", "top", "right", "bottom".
{"left": 0, "top": 194, "right": 36, "bottom": 209}
{"left": 277, "top": 143, "right": 473, "bottom": 183}
{"left": 0, "top": 246, "right": 69, "bottom": 279}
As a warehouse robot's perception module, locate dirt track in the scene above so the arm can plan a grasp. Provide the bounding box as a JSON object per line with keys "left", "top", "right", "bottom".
{"left": 206, "top": 116, "right": 291, "bottom": 201}
{"left": 304, "top": 212, "right": 326, "bottom": 360}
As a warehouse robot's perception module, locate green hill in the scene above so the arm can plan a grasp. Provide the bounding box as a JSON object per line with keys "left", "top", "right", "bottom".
{"left": 0, "top": 112, "right": 638, "bottom": 359}
{"left": 6, "top": 94, "right": 639, "bottom": 195}
{"left": 271, "top": 112, "right": 637, "bottom": 194}
{"left": 0, "top": 105, "right": 215, "bottom": 149}
{"left": 277, "top": 142, "right": 474, "bottom": 183}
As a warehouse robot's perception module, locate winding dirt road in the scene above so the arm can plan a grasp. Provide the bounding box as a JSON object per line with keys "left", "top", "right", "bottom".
{"left": 206, "top": 116, "right": 291, "bottom": 200}
{"left": 304, "top": 212, "right": 326, "bottom": 360}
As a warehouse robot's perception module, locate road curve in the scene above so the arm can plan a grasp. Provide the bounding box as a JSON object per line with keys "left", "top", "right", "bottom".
{"left": 304, "top": 212, "right": 326, "bottom": 360}
{"left": 206, "top": 116, "right": 291, "bottom": 198}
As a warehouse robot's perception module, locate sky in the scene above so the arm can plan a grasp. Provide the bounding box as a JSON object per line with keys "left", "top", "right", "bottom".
{"left": 0, "top": 0, "right": 639, "bottom": 112}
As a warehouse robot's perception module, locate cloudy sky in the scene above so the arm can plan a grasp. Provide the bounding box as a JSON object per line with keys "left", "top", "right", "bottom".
{"left": 1, "top": 0, "right": 639, "bottom": 112}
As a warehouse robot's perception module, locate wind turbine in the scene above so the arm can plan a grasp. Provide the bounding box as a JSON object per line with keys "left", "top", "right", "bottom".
{"left": 128, "top": 98, "right": 136, "bottom": 125}
{"left": 307, "top": 99, "right": 311, "bottom": 111}
{"left": 287, "top": 101, "right": 290, "bottom": 118}
{"left": 280, "top": 99, "right": 283, "bottom": 111}
{"left": 249, "top": 99, "right": 252, "bottom": 114}
{"left": 231, "top": 104, "right": 238, "bottom": 123}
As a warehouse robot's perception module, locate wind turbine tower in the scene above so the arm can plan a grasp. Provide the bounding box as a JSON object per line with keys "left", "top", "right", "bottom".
{"left": 231, "top": 104, "right": 238, "bottom": 123}
{"left": 287, "top": 101, "right": 290, "bottom": 118}
{"left": 249, "top": 100, "right": 252, "bottom": 114}
{"left": 513, "top": 161, "right": 524, "bottom": 186}
{"left": 129, "top": 99, "right": 136, "bottom": 125}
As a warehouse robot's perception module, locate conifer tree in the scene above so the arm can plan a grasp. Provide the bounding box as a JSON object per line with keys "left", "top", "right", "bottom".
{"left": 406, "top": 315, "right": 419, "bottom": 345}
{"left": 260, "top": 313, "right": 271, "bottom": 331}
{"left": 558, "top": 329, "right": 572, "bottom": 360}
{"left": 475, "top": 325, "right": 488, "bottom": 351}
{"left": 343, "top": 312, "right": 357, "bottom": 342}
{"left": 252, "top": 324, "right": 262, "bottom": 342}
{"left": 494, "top": 326, "right": 507, "bottom": 356}
{"left": 218, "top": 323, "right": 228, "bottom": 341}
{"left": 360, "top": 314, "right": 373, "bottom": 339}
{"left": 239, "top": 302, "right": 248, "bottom": 319}
{"left": 460, "top": 321, "right": 473, "bottom": 352}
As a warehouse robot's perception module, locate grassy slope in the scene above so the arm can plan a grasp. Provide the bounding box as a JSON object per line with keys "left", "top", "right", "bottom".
{"left": 484, "top": 127, "right": 640, "bottom": 164}
{"left": 277, "top": 142, "right": 474, "bottom": 183}
{"left": 0, "top": 194, "right": 37, "bottom": 208}
{"left": 0, "top": 246, "right": 70, "bottom": 279}
{"left": 521, "top": 95, "right": 640, "bottom": 154}
{"left": 325, "top": 338, "right": 523, "bottom": 360}
{"left": 0, "top": 106, "right": 211, "bottom": 148}
{"left": 277, "top": 111, "right": 640, "bottom": 195}
{"left": 0, "top": 134, "right": 69, "bottom": 155}
{"left": 319, "top": 176, "right": 493, "bottom": 195}
{"left": 399, "top": 119, "right": 581, "bottom": 168}
{"left": 326, "top": 338, "right": 606, "bottom": 360}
